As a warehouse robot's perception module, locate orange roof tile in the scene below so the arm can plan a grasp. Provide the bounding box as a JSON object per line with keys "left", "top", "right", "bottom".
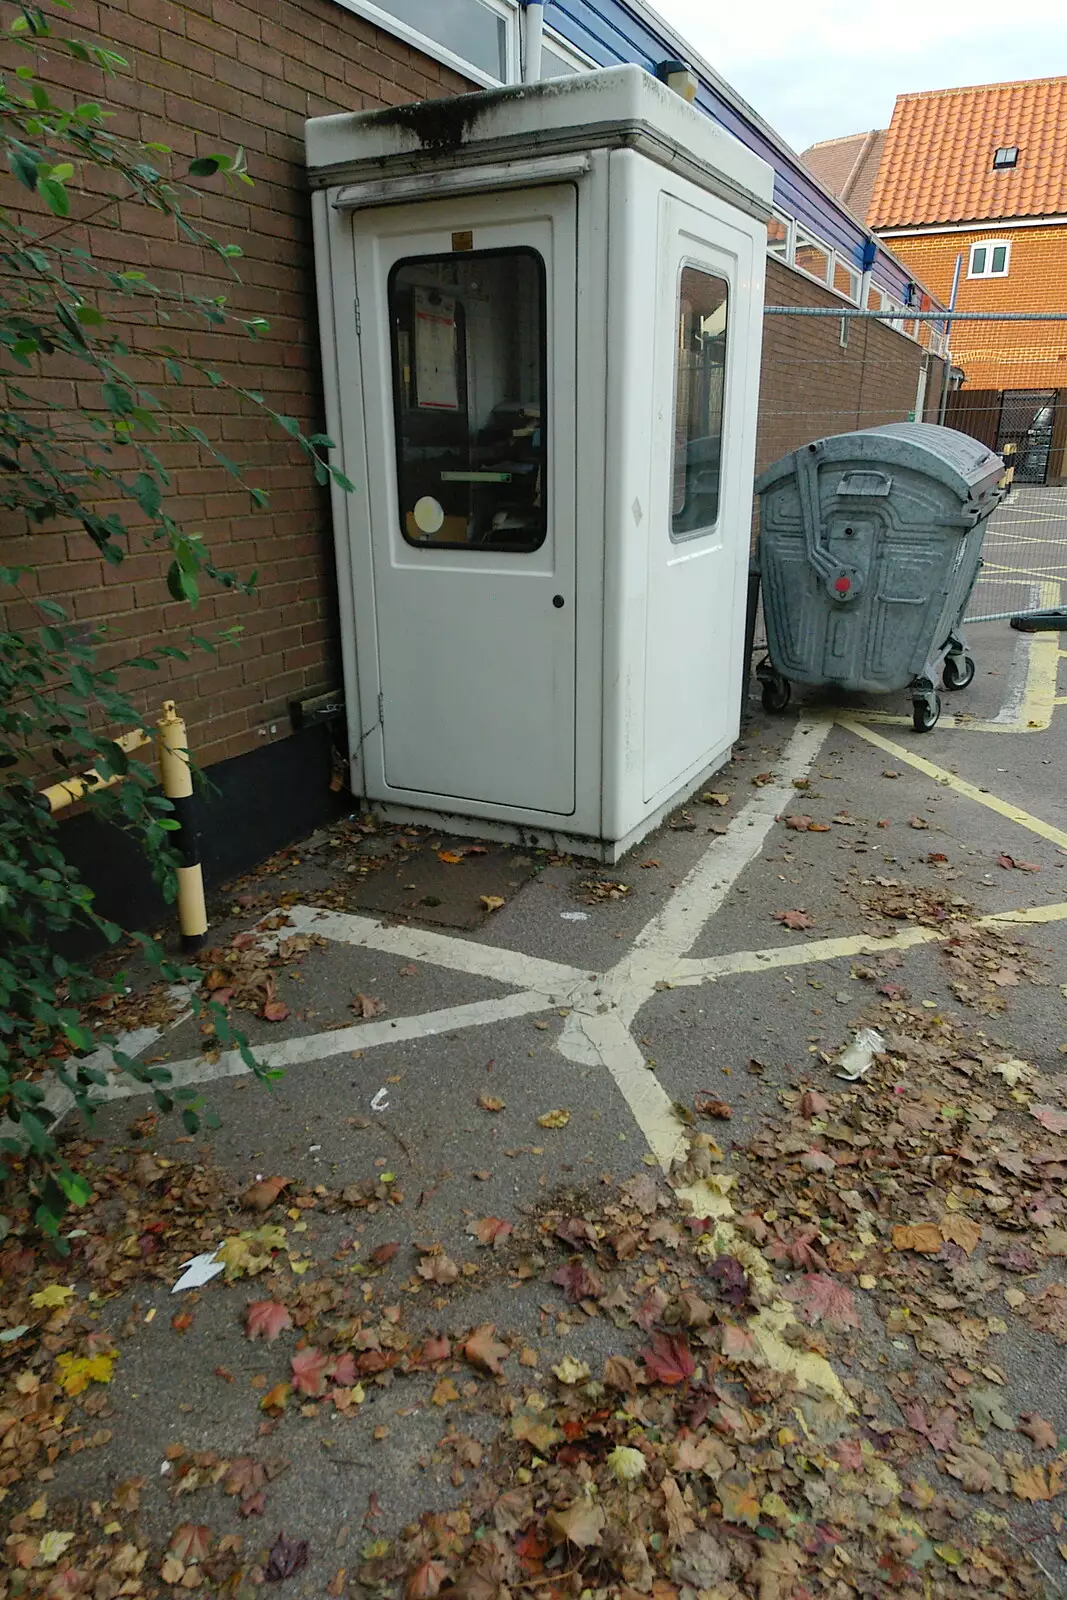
{"left": 801, "top": 130, "right": 887, "bottom": 222}
{"left": 868, "top": 76, "right": 1067, "bottom": 229}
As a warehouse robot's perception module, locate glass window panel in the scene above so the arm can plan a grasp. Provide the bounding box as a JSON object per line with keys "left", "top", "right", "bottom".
{"left": 767, "top": 215, "right": 790, "bottom": 259}
{"left": 671, "top": 266, "right": 728, "bottom": 540}
{"left": 794, "top": 234, "right": 831, "bottom": 284}
{"left": 369, "top": 0, "right": 507, "bottom": 79}
{"left": 388, "top": 249, "right": 547, "bottom": 553}
{"left": 541, "top": 42, "right": 580, "bottom": 77}
{"left": 991, "top": 244, "right": 1008, "bottom": 274}
{"left": 833, "top": 257, "right": 858, "bottom": 301}
{"left": 971, "top": 245, "right": 987, "bottom": 274}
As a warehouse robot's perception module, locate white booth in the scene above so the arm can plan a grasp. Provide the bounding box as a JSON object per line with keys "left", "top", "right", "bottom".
{"left": 307, "top": 66, "right": 772, "bottom": 861}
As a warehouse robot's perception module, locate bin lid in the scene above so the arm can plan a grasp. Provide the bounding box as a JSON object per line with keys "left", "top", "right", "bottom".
{"left": 756, "top": 421, "right": 1003, "bottom": 504}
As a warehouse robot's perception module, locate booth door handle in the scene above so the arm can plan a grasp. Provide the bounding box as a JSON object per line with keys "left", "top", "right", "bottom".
{"left": 552, "top": 594, "right": 565, "bottom": 609}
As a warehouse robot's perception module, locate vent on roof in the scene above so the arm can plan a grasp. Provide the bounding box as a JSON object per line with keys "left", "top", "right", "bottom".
{"left": 993, "top": 146, "right": 1019, "bottom": 169}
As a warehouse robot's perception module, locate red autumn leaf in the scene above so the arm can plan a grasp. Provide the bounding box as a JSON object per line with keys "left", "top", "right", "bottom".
{"left": 171, "top": 1312, "right": 194, "bottom": 1334}
{"left": 462, "top": 1323, "right": 509, "bottom": 1374}
{"left": 996, "top": 854, "right": 1015, "bottom": 869}
{"left": 168, "top": 1524, "right": 212, "bottom": 1563}
{"left": 554, "top": 1217, "right": 599, "bottom": 1249}
{"left": 266, "top": 1534, "right": 308, "bottom": 1582}
{"left": 1020, "top": 1413, "right": 1058, "bottom": 1450}
{"left": 514, "top": 1526, "right": 549, "bottom": 1574}
{"left": 368, "top": 1242, "right": 400, "bottom": 1268}
{"left": 878, "top": 980, "right": 907, "bottom": 999}
{"left": 290, "top": 1346, "right": 330, "bottom": 1396}
{"left": 773, "top": 909, "right": 815, "bottom": 931}
{"left": 466, "top": 1217, "right": 514, "bottom": 1249}
{"left": 784, "top": 1272, "right": 860, "bottom": 1330}
{"left": 798, "top": 1089, "right": 831, "bottom": 1118}
{"left": 263, "top": 999, "right": 289, "bottom": 1022}
{"left": 707, "top": 1255, "right": 750, "bottom": 1308}
{"left": 1031, "top": 1104, "right": 1067, "bottom": 1135}
{"left": 766, "top": 1226, "right": 827, "bottom": 1271}
{"left": 240, "top": 1491, "right": 267, "bottom": 1517}
{"left": 784, "top": 814, "right": 814, "bottom": 831}
{"left": 552, "top": 1258, "right": 603, "bottom": 1302}
{"left": 416, "top": 1334, "right": 451, "bottom": 1365}
{"left": 246, "top": 1300, "right": 293, "bottom": 1343}
{"left": 330, "top": 1352, "right": 358, "bottom": 1387}
{"left": 241, "top": 1175, "right": 290, "bottom": 1212}
{"left": 641, "top": 1330, "right": 695, "bottom": 1386}
{"left": 405, "top": 1560, "right": 450, "bottom": 1598}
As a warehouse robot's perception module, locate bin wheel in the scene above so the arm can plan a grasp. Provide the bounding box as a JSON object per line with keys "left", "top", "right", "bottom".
{"left": 761, "top": 674, "right": 791, "bottom": 714}
{"left": 912, "top": 693, "right": 942, "bottom": 733}
{"left": 943, "top": 653, "right": 975, "bottom": 691}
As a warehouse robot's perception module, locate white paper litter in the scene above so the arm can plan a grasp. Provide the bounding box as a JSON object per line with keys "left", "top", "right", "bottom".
{"left": 370, "top": 1087, "right": 390, "bottom": 1112}
{"left": 836, "top": 1028, "right": 886, "bottom": 1082}
{"left": 560, "top": 911, "right": 589, "bottom": 921}
{"left": 171, "top": 1249, "right": 225, "bottom": 1293}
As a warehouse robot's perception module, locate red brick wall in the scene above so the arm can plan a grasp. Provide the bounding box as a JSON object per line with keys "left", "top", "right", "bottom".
{"left": 3, "top": 3, "right": 934, "bottom": 774}
{"left": 757, "top": 258, "right": 931, "bottom": 475}
{"left": 886, "top": 225, "right": 1067, "bottom": 391}
{"left": 1, "top": 0, "right": 471, "bottom": 769}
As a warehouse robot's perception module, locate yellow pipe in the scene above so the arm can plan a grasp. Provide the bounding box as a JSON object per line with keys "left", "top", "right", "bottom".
{"left": 40, "top": 727, "right": 153, "bottom": 814}
{"left": 157, "top": 700, "right": 208, "bottom": 952}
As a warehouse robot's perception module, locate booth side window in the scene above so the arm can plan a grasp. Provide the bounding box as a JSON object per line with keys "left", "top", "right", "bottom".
{"left": 388, "top": 249, "right": 548, "bottom": 553}
{"left": 671, "top": 266, "right": 728, "bottom": 539}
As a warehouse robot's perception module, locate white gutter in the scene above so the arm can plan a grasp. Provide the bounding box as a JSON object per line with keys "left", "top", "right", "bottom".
{"left": 523, "top": 1, "right": 544, "bottom": 82}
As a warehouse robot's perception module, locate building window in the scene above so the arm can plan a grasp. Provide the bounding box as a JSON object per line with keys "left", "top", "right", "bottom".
{"left": 388, "top": 248, "right": 547, "bottom": 552}
{"left": 671, "top": 265, "right": 728, "bottom": 540}
{"left": 539, "top": 31, "right": 594, "bottom": 77}
{"left": 767, "top": 214, "right": 791, "bottom": 260}
{"left": 993, "top": 146, "right": 1018, "bottom": 169}
{"left": 359, "top": 0, "right": 509, "bottom": 81}
{"left": 969, "top": 239, "right": 1011, "bottom": 278}
{"left": 793, "top": 230, "right": 832, "bottom": 287}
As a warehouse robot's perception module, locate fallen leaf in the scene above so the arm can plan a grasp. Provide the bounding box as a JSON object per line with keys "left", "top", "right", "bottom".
{"left": 909, "top": 816, "right": 930, "bottom": 830}
{"left": 263, "top": 999, "right": 290, "bottom": 1023}
{"left": 467, "top": 1217, "right": 513, "bottom": 1248}
{"left": 662, "top": 1472, "right": 696, "bottom": 1541}
{"left": 37, "top": 1531, "right": 75, "bottom": 1567}
{"left": 537, "top": 1108, "right": 570, "bottom": 1129}
{"left": 241, "top": 1176, "right": 290, "bottom": 1212}
{"left": 784, "top": 814, "right": 813, "bottom": 831}
{"left": 368, "top": 1242, "right": 400, "bottom": 1268}
{"left": 892, "top": 1222, "right": 943, "bottom": 1254}
{"left": 479, "top": 896, "right": 505, "bottom": 912}
{"left": 478, "top": 1095, "right": 504, "bottom": 1112}
{"left": 55, "top": 1351, "right": 115, "bottom": 1395}
{"left": 1031, "top": 1104, "right": 1067, "bottom": 1135}
{"left": 943, "top": 1444, "right": 1008, "bottom": 1494}
{"left": 1011, "top": 1464, "right": 1053, "bottom": 1502}
{"left": 353, "top": 993, "right": 386, "bottom": 1019}
{"left": 463, "top": 1324, "right": 509, "bottom": 1374}
{"left": 552, "top": 1258, "right": 603, "bottom": 1301}
{"left": 266, "top": 1532, "right": 309, "bottom": 1581}
{"left": 718, "top": 1468, "right": 761, "bottom": 1528}
{"left": 784, "top": 1272, "right": 859, "bottom": 1330}
{"left": 940, "top": 1214, "right": 982, "bottom": 1255}
{"left": 641, "top": 1331, "right": 695, "bottom": 1386}
{"left": 693, "top": 1092, "right": 732, "bottom": 1119}
{"left": 702, "top": 791, "right": 731, "bottom": 806}
{"left": 259, "top": 1382, "right": 290, "bottom": 1415}
{"left": 416, "top": 1252, "right": 459, "bottom": 1285}
{"left": 169, "top": 1524, "right": 212, "bottom": 1563}
{"left": 290, "top": 1347, "right": 330, "bottom": 1397}
{"left": 773, "top": 909, "right": 815, "bottom": 931}
{"left": 431, "top": 1377, "right": 460, "bottom": 1406}
{"left": 546, "top": 1499, "right": 605, "bottom": 1549}
{"left": 246, "top": 1301, "right": 293, "bottom": 1343}
{"left": 551, "top": 1354, "right": 591, "bottom": 1385}
{"left": 1020, "top": 1413, "right": 1059, "bottom": 1449}
{"left": 405, "top": 1559, "right": 450, "bottom": 1598}
{"left": 30, "top": 1284, "right": 75, "bottom": 1310}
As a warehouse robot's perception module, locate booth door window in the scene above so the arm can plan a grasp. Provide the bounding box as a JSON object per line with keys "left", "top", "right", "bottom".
{"left": 671, "top": 266, "right": 728, "bottom": 539}
{"left": 388, "top": 249, "right": 547, "bottom": 552}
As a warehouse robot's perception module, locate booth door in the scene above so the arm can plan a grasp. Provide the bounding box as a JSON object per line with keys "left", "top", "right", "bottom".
{"left": 643, "top": 192, "right": 758, "bottom": 803}
{"left": 352, "top": 188, "right": 577, "bottom": 816}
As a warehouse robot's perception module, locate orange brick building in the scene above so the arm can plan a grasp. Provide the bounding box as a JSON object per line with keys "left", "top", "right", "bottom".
{"left": 868, "top": 76, "right": 1067, "bottom": 483}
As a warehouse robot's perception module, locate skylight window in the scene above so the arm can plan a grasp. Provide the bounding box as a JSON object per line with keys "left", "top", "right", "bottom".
{"left": 993, "top": 146, "right": 1019, "bottom": 169}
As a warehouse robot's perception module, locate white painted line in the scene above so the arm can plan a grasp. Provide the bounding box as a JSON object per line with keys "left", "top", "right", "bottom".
{"left": 84, "top": 991, "right": 555, "bottom": 1107}
{"left": 558, "top": 1009, "right": 688, "bottom": 1171}
{"left": 280, "top": 903, "right": 587, "bottom": 999}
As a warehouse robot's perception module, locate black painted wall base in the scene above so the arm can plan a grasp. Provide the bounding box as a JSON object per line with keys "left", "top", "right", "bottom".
{"left": 58, "top": 724, "right": 348, "bottom": 957}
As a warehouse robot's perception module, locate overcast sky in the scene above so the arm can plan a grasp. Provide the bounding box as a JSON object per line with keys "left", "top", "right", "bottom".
{"left": 654, "top": 0, "right": 1067, "bottom": 153}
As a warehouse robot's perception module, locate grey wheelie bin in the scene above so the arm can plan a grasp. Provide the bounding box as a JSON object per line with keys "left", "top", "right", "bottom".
{"left": 754, "top": 422, "right": 1004, "bottom": 731}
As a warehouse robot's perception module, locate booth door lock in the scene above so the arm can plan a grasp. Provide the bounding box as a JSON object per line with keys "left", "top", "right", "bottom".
{"left": 552, "top": 594, "right": 565, "bottom": 608}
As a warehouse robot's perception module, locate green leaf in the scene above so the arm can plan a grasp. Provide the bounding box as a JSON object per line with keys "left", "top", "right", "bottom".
{"left": 188, "top": 155, "right": 222, "bottom": 177}
{"left": 36, "top": 176, "right": 70, "bottom": 217}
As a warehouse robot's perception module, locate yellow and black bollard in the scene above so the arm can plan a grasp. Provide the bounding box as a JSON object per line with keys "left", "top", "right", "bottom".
{"left": 157, "top": 700, "right": 208, "bottom": 954}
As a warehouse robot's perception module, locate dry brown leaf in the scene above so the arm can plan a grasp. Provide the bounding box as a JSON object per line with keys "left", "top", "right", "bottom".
{"left": 940, "top": 1214, "right": 982, "bottom": 1255}
{"left": 892, "top": 1222, "right": 943, "bottom": 1254}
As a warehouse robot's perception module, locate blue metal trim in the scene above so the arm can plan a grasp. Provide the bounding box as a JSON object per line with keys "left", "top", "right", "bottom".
{"left": 543, "top": 0, "right": 931, "bottom": 304}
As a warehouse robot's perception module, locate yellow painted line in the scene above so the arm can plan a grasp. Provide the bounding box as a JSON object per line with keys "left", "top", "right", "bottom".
{"left": 839, "top": 716, "right": 1067, "bottom": 851}
{"left": 981, "top": 901, "right": 1067, "bottom": 925}
{"left": 671, "top": 925, "right": 939, "bottom": 985}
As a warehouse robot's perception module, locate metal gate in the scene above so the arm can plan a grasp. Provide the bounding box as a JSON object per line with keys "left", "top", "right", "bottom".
{"left": 995, "top": 389, "right": 1056, "bottom": 485}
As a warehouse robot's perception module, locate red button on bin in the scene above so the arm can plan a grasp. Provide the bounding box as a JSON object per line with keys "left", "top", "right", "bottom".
{"left": 834, "top": 576, "right": 851, "bottom": 593}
